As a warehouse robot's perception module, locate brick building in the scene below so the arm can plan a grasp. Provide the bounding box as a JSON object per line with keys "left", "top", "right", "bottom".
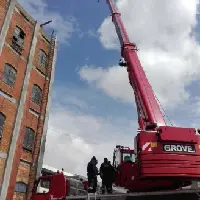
{"left": 0, "top": 0, "right": 57, "bottom": 199}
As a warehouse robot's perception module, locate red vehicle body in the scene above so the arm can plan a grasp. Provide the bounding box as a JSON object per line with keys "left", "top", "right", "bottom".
{"left": 31, "top": 172, "right": 87, "bottom": 200}
{"left": 106, "top": 0, "right": 200, "bottom": 190}
{"left": 30, "top": 171, "right": 200, "bottom": 200}
{"left": 82, "top": 181, "right": 88, "bottom": 191}
{"left": 112, "top": 145, "right": 190, "bottom": 192}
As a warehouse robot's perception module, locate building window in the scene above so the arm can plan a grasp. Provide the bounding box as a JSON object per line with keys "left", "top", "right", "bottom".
{"left": 2, "top": 64, "right": 17, "bottom": 87}
{"left": 32, "top": 84, "right": 42, "bottom": 105}
{"left": 12, "top": 26, "right": 25, "bottom": 54}
{"left": 0, "top": 113, "right": 5, "bottom": 138}
{"left": 23, "top": 127, "right": 35, "bottom": 152}
{"left": 15, "top": 182, "right": 27, "bottom": 193}
{"left": 38, "top": 49, "right": 48, "bottom": 68}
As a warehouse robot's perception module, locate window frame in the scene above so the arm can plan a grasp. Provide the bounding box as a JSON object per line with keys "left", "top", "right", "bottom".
{"left": 38, "top": 49, "right": 48, "bottom": 68}
{"left": 0, "top": 112, "right": 5, "bottom": 138}
{"left": 122, "top": 152, "right": 136, "bottom": 163}
{"left": 12, "top": 26, "right": 25, "bottom": 54}
{"left": 15, "top": 182, "right": 27, "bottom": 193}
{"left": 36, "top": 178, "right": 51, "bottom": 194}
{"left": 32, "top": 84, "right": 42, "bottom": 105}
{"left": 2, "top": 63, "right": 17, "bottom": 87}
{"left": 23, "top": 127, "right": 35, "bottom": 152}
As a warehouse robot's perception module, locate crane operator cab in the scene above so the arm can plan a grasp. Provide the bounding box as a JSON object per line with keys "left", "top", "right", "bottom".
{"left": 112, "top": 145, "right": 136, "bottom": 191}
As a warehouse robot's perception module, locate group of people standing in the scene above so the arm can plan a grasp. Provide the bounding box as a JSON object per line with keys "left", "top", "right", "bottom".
{"left": 87, "top": 156, "right": 115, "bottom": 194}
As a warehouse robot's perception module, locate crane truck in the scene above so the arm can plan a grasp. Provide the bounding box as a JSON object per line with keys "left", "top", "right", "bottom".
{"left": 31, "top": 0, "right": 200, "bottom": 199}
{"left": 105, "top": 0, "right": 200, "bottom": 190}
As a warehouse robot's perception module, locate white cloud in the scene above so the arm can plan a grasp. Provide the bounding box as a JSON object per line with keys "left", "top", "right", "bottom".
{"left": 43, "top": 82, "right": 199, "bottom": 178}
{"left": 43, "top": 87, "right": 137, "bottom": 176}
{"left": 188, "top": 96, "right": 200, "bottom": 115}
{"left": 18, "top": 0, "right": 78, "bottom": 43}
{"left": 195, "top": 98, "right": 200, "bottom": 114}
{"left": 28, "top": 0, "right": 200, "bottom": 179}
{"left": 79, "top": 65, "right": 133, "bottom": 103}
{"left": 44, "top": 108, "right": 136, "bottom": 176}
{"left": 84, "top": 0, "right": 200, "bottom": 109}
{"left": 87, "top": 29, "right": 98, "bottom": 38}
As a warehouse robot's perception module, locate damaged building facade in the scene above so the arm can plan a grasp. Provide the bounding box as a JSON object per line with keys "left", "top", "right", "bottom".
{"left": 0, "top": 0, "right": 57, "bottom": 199}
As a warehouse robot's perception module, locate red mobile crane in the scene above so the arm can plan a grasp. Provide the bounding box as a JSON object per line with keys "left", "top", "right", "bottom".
{"left": 106, "top": 0, "right": 200, "bottom": 185}
{"left": 30, "top": 0, "right": 200, "bottom": 199}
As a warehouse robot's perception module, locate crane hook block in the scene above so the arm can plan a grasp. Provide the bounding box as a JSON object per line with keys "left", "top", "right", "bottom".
{"left": 119, "top": 57, "right": 127, "bottom": 67}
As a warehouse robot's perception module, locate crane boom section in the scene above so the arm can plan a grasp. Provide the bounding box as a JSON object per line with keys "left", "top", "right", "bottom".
{"left": 106, "top": 0, "right": 166, "bottom": 127}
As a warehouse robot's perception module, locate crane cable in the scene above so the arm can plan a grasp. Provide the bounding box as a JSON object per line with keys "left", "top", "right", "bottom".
{"left": 138, "top": 67, "right": 173, "bottom": 127}
{"left": 154, "top": 94, "right": 173, "bottom": 126}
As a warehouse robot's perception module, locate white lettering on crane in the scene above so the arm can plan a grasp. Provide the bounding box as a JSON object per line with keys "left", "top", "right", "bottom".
{"left": 163, "top": 144, "right": 195, "bottom": 153}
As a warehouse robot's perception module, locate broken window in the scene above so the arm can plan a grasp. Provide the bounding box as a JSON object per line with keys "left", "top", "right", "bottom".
{"left": 0, "top": 112, "right": 5, "bottom": 138}
{"left": 23, "top": 127, "right": 35, "bottom": 152}
{"left": 12, "top": 26, "right": 25, "bottom": 53}
{"left": 2, "top": 63, "right": 17, "bottom": 87}
{"left": 15, "top": 182, "right": 27, "bottom": 193}
{"left": 32, "top": 84, "right": 42, "bottom": 105}
{"left": 38, "top": 49, "right": 48, "bottom": 68}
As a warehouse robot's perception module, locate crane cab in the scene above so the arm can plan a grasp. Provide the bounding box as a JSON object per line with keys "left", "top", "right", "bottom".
{"left": 112, "top": 145, "right": 136, "bottom": 191}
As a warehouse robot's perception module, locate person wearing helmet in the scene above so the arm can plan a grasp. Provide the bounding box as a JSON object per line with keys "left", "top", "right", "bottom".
{"left": 87, "top": 156, "right": 98, "bottom": 193}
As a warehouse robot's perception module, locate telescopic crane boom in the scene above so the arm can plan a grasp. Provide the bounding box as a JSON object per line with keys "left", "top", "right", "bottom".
{"left": 105, "top": 0, "right": 166, "bottom": 130}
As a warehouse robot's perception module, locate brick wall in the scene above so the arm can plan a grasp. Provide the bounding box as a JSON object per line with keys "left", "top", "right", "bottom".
{"left": 0, "top": 1, "right": 55, "bottom": 200}
{"left": 0, "top": 0, "right": 9, "bottom": 32}
{"left": 26, "top": 33, "right": 55, "bottom": 200}
{"left": 1, "top": 7, "right": 33, "bottom": 199}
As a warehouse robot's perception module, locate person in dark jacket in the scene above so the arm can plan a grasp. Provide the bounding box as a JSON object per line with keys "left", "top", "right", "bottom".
{"left": 87, "top": 156, "right": 98, "bottom": 193}
{"left": 100, "top": 158, "right": 114, "bottom": 194}
{"left": 108, "top": 161, "right": 115, "bottom": 184}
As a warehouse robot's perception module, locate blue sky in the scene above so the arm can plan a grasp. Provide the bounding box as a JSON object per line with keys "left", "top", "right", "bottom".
{"left": 47, "top": 0, "right": 118, "bottom": 83}
{"left": 18, "top": 0, "right": 200, "bottom": 175}
{"left": 38, "top": 0, "right": 133, "bottom": 118}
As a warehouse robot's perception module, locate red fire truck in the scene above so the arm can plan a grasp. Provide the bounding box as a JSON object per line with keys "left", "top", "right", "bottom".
{"left": 31, "top": 171, "right": 87, "bottom": 200}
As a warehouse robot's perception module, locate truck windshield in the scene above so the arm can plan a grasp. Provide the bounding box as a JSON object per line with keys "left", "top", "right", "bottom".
{"left": 69, "top": 178, "right": 87, "bottom": 196}
{"left": 122, "top": 153, "right": 135, "bottom": 163}
{"left": 36, "top": 179, "right": 50, "bottom": 194}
